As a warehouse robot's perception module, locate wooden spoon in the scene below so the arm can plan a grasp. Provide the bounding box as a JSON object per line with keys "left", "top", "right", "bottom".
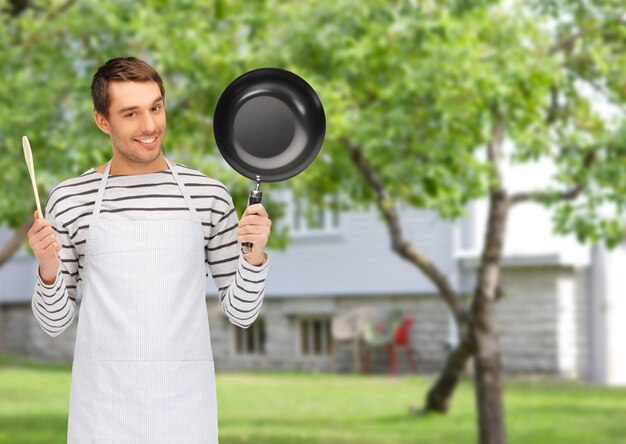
{"left": 22, "top": 136, "right": 43, "bottom": 219}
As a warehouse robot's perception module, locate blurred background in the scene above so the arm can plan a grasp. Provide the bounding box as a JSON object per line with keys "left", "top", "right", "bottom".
{"left": 1, "top": 0, "right": 626, "bottom": 443}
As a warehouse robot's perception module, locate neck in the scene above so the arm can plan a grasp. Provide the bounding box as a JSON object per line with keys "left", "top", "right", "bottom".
{"left": 108, "top": 153, "right": 169, "bottom": 175}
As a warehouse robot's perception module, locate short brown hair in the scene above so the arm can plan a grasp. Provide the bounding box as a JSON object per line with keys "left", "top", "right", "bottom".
{"left": 91, "top": 57, "right": 165, "bottom": 118}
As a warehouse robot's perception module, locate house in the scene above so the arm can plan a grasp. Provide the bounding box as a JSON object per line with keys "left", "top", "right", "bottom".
{"left": 1, "top": 166, "right": 625, "bottom": 385}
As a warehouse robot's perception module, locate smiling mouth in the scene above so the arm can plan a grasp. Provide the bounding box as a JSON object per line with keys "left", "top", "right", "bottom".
{"left": 134, "top": 135, "right": 159, "bottom": 147}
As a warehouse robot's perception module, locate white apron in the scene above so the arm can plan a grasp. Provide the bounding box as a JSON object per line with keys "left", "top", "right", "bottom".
{"left": 67, "top": 158, "right": 219, "bottom": 444}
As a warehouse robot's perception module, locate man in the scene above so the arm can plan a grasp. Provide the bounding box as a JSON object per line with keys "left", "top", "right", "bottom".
{"left": 27, "top": 57, "right": 271, "bottom": 443}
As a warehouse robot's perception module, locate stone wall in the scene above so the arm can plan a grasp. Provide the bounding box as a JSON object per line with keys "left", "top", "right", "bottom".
{"left": 0, "top": 301, "right": 76, "bottom": 362}
{"left": 491, "top": 266, "right": 588, "bottom": 377}
{"left": 494, "top": 268, "right": 560, "bottom": 373}
{"left": 210, "top": 295, "right": 451, "bottom": 374}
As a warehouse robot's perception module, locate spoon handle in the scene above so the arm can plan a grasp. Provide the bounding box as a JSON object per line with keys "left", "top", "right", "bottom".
{"left": 22, "top": 136, "right": 43, "bottom": 219}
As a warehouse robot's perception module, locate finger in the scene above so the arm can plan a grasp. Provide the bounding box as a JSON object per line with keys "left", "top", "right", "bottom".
{"left": 31, "top": 225, "right": 55, "bottom": 245}
{"left": 31, "top": 218, "right": 51, "bottom": 234}
{"left": 238, "top": 230, "right": 270, "bottom": 244}
{"left": 28, "top": 216, "right": 49, "bottom": 237}
{"left": 239, "top": 215, "right": 272, "bottom": 227}
{"left": 32, "top": 227, "right": 56, "bottom": 245}
{"left": 37, "top": 233, "right": 58, "bottom": 255}
{"left": 40, "top": 239, "right": 61, "bottom": 258}
{"left": 29, "top": 226, "right": 49, "bottom": 248}
{"left": 237, "top": 227, "right": 270, "bottom": 237}
{"left": 239, "top": 216, "right": 272, "bottom": 229}
{"left": 243, "top": 203, "right": 268, "bottom": 218}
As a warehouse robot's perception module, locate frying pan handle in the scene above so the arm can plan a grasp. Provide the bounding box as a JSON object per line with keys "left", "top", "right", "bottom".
{"left": 241, "top": 186, "right": 263, "bottom": 255}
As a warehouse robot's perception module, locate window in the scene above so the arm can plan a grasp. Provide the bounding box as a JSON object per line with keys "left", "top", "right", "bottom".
{"left": 292, "top": 196, "right": 340, "bottom": 234}
{"left": 234, "top": 317, "right": 266, "bottom": 355}
{"left": 299, "top": 317, "right": 334, "bottom": 356}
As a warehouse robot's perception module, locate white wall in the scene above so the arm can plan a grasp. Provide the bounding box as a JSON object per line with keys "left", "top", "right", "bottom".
{"left": 590, "top": 242, "right": 626, "bottom": 385}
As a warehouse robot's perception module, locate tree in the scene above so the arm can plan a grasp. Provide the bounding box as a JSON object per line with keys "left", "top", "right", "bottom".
{"left": 1, "top": 0, "right": 139, "bottom": 263}
{"left": 237, "top": 1, "right": 626, "bottom": 443}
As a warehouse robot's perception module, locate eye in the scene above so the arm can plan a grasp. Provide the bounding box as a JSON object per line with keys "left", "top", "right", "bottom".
{"left": 125, "top": 112, "right": 137, "bottom": 118}
{"left": 152, "top": 104, "right": 162, "bottom": 112}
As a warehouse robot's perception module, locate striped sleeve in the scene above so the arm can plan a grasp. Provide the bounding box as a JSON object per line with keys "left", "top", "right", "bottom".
{"left": 206, "top": 190, "right": 269, "bottom": 329}
{"left": 31, "top": 188, "right": 79, "bottom": 337}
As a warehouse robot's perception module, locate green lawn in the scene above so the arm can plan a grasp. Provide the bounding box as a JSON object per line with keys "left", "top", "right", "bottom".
{"left": 1, "top": 353, "right": 625, "bottom": 443}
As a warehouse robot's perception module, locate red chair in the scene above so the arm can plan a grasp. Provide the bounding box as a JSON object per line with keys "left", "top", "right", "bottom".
{"left": 362, "top": 315, "right": 418, "bottom": 375}
{"left": 390, "top": 317, "right": 418, "bottom": 375}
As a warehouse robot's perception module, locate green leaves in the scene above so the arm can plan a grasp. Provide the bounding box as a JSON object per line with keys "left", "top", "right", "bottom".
{"left": 2, "top": 0, "right": 626, "bottom": 251}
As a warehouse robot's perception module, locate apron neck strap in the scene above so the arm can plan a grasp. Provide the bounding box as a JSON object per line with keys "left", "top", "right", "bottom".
{"left": 166, "top": 159, "right": 201, "bottom": 223}
{"left": 91, "top": 160, "right": 112, "bottom": 226}
{"left": 91, "top": 157, "right": 201, "bottom": 227}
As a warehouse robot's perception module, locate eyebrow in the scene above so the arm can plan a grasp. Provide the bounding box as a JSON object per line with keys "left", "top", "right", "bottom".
{"left": 118, "top": 96, "right": 164, "bottom": 114}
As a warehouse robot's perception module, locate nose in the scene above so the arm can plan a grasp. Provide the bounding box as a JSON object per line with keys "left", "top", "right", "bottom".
{"left": 139, "top": 112, "right": 156, "bottom": 134}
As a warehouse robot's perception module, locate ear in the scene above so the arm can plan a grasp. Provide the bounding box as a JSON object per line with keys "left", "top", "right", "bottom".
{"left": 94, "top": 111, "right": 111, "bottom": 135}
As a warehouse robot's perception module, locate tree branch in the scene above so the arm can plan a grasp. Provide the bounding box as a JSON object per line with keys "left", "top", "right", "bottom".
{"left": 7, "top": 0, "right": 31, "bottom": 15}
{"left": 545, "top": 85, "right": 559, "bottom": 125}
{"left": 341, "top": 137, "right": 469, "bottom": 326}
{"left": 12, "top": 0, "right": 78, "bottom": 47}
{"left": 510, "top": 184, "right": 583, "bottom": 206}
{"left": 47, "top": 0, "right": 76, "bottom": 20}
{"left": 7, "top": 0, "right": 75, "bottom": 18}
{"left": 509, "top": 150, "right": 595, "bottom": 206}
{"left": 0, "top": 215, "right": 33, "bottom": 267}
{"left": 548, "top": 16, "right": 626, "bottom": 55}
{"left": 548, "top": 29, "right": 585, "bottom": 55}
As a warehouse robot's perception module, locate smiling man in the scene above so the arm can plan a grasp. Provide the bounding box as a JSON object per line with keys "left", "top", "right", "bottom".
{"left": 26, "top": 57, "right": 271, "bottom": 443}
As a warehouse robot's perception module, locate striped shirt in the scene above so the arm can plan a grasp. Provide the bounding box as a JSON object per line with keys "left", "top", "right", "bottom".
{"left": 32, "top": 162, "right": 268, "bottom": 337}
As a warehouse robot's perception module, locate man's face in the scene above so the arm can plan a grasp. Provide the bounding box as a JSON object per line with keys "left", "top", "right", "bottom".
{"left": 94, "top": 80, "right": 166, "bottom": 165}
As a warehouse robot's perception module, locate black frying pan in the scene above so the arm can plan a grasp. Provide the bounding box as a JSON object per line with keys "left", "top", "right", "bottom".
{"left": 213, "top": 68, "right": 326, "bottom": 254}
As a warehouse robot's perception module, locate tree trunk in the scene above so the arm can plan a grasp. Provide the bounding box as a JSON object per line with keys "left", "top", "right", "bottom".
{"left": 471, "top": 184, "right": 510, "bottom": 444}
{"left": 424, "top": 338, "right": 474, "bottom": 412}
{"left": 0, "top": 215, "right": 33, "bottom": 268}
{"left": 472, "top": 326, "right": 507, "bottom": 444}
{"left": 345, "top": 134, "right": 509, "bottom": 434}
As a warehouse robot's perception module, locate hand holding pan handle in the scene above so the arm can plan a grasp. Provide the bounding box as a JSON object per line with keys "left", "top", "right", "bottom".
{"left": 242, "top": 176, "right": 262, "bottom": 255}
{"left": 213, "top": 68, "right": 326, "bottom": 255}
